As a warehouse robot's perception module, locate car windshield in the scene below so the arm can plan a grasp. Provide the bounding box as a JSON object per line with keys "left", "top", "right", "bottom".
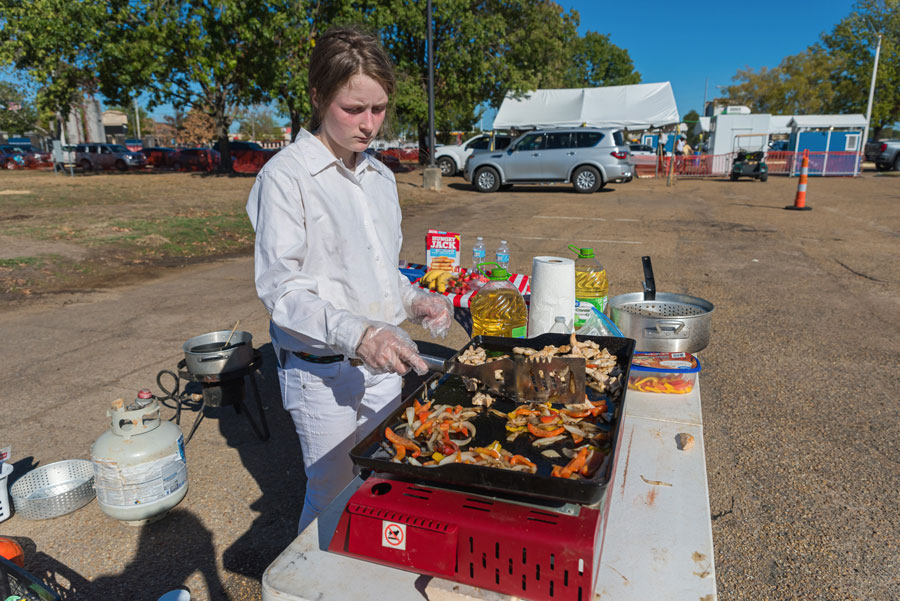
{"left": 110, "top": 145, "right": 129, "bottom": 153}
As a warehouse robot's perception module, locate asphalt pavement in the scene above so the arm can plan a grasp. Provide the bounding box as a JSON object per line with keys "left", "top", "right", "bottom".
{"left": 1, "top": 172, "right": 898, "bottom": 600}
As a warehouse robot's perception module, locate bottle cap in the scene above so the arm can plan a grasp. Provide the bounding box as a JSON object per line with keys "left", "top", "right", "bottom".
{"left": 478, "top": 261, "right": 509, "bottom": 280}
{"left": 137, "top": 389, "right": 152, "bottom": 399}
{"left": 568, "top": 244, "right": 594, "bottom": 258}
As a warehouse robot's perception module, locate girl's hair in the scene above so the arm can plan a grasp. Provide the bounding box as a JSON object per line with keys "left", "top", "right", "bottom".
{"left": 308, "top": 27, "right": 396, "bottom": 132}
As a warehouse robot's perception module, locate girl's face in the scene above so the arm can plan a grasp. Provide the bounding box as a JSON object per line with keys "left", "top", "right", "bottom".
{"left": 315, "top": 73, "right": 388, "bottom": 163}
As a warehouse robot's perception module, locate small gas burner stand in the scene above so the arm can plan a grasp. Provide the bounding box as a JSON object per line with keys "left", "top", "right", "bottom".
{"left": 159, "top": 348, "right": 270, "bottom": 444}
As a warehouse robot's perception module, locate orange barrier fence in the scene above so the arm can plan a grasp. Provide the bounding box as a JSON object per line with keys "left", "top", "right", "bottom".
{"left": 632, "top": 151, "right": 862, "bottom": 178}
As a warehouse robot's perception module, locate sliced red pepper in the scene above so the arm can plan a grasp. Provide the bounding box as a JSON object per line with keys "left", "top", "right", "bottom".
{"left": 527, "top": 423, "right": 565, "bottom": 438}
{"left": 414, "top": 419, "right": 434, "bottom": 438}
{"left": 510, "top": 455, "right": 536, "bottom": 469}
{"left": 385, "top": 427, "right": 420, "bottom": 453}
{"left": 540, "top": 415, "right": 558, "bottom": 424}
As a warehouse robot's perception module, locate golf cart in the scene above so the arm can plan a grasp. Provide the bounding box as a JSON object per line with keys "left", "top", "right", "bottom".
{"left": 730, "top": 149, "right": 768, "bottom": 181}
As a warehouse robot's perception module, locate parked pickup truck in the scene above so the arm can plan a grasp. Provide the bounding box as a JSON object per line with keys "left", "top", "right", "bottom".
{"left": 864, "top": 139, "right": 900, "bottom": 171}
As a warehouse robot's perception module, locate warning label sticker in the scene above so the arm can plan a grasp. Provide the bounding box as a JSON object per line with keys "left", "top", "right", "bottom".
{"left": 382, "top": 520, "right": 406, "bottom": 550}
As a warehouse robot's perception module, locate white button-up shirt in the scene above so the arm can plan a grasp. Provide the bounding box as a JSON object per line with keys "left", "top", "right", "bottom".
{"left": 246, "top": 129, "right": 415, "bottom": 356}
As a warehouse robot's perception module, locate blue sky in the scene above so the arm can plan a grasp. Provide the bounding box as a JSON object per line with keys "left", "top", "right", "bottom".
{"left": 482, "top": 0, "right": 858, "bottom": 129}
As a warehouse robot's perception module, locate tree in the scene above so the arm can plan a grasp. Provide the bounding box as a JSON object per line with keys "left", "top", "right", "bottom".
{"left": 236, "top": 106, "right": 284, "bottom": 142}
{"left": 181, "top": 108, "right": 216, "bottom": 147}
{"left": 342, "top": 0, "right": 580, "bottom": 159}
{"left": 563, "top": 31, "right": 641, "bottom": 88}
{"left": 724, "top": 48, "right": 841, "bottom": 115}
{"left": 0, "top": 0, "right": 108, "bottom": 128}
{"left": 821, "top": 0, "right": 900, "bottom": 139}
{"left": 723, "top": 1, "right": 900, "bottom": 139}
{"left": 0, "top": 81, "right": 40, "bottom": 135}
{"left": 97, "top": 0, "right": 279, "bottom": 171}
{"left": 682, "top": 109, "right": 701, "bottom": 147}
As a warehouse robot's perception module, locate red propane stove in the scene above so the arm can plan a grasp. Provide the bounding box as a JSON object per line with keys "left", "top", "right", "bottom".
{"left": 328, "top": 476, "right": 604, "bottom": 601}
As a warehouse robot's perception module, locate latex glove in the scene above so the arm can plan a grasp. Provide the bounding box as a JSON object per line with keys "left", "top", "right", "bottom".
{"left": 406, "top": 289, "right": 455, "bottom": 338}
{"left": 355, "top": 322, "right": 429, "bottom": 376}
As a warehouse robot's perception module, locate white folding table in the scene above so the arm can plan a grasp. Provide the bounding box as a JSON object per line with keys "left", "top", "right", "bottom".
{"left": 262, "top": 383, "right": 717, "bottom": 601}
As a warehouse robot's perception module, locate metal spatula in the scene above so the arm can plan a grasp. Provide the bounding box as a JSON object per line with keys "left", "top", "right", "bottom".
{"left": 421, "top": 353, "right": 586, "bottom": 404}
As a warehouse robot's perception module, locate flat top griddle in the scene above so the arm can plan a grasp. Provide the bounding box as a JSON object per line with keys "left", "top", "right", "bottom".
{"left": 350, "top": 334, "right": 635, "bottom": 505}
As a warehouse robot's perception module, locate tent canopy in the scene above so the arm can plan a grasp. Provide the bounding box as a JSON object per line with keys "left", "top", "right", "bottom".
{"left": 787, "top": 114, "right": 867, "bottom": 129}
{"left": 493, "top": 82, "right": 680, "bottom": 131}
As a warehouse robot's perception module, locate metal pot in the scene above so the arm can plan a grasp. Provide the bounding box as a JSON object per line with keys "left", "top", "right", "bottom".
{"left": 609, "top": 257, "right": 714, "bottom": 353}
{"left": 183, "top": 330, "right": 254, "bottom": 376}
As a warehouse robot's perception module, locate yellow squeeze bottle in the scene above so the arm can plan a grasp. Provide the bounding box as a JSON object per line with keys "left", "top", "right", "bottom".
{"left": 469, "top": 263, "right": 528, "bottom": 338}
{"left": 569, "top": 245, "right": 609, "bottom": 329}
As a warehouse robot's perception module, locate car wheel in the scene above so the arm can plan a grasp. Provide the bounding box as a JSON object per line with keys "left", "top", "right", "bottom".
{"left": 572, "top": 166, "right": 601, "bottom": 193}
{"left": 115, "top": 159, "right": 127, "bottom": 171}
{"left": 730, "top": 172, "right": 739, "bottom": 181}
{"left": 894, "top": 155, "right": 900, "bottom": 171}
{"left": 759, "top": 172, "right": 768, "bottom": 182}
{"left": 875, "top": 162, "right": 890, "bottom": 171}
{"left": 80, "top": 159, "right": 92, "bottom": 172}
{"left": 437, "top": 156, "right": 456, "bottom": 176}
{"left": 474, "top": 167, "right": 500, "bottom": 193}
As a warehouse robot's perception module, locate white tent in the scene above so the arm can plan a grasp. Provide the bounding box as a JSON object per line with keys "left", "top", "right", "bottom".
{"left": 492, "top": 82, "right": 680, "bottom": 131}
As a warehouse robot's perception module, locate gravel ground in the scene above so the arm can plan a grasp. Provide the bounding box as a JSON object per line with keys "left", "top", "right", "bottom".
{"left": 0, "top": 170, "right": 898, "bottom": 600}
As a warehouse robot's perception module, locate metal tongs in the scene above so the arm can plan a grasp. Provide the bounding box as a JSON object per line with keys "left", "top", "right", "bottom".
{"left": 421, "top": 353, "right": 586, "bottom": 404}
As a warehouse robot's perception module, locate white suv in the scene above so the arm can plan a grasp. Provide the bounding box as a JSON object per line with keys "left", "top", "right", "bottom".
{"left": 464, "top": 128, "right": 633, "bottom": 194}
{"left": 434, "top": 133, "right": 511, "bottom": 176}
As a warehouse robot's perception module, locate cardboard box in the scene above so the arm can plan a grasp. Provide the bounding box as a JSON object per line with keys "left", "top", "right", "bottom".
{"left": 425, "top": 229, "right": 461, "bottom": 272}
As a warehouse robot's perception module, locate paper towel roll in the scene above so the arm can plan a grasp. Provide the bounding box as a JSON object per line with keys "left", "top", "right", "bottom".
{"left": 527, "top": 256, "right": 575, "bottom": 337}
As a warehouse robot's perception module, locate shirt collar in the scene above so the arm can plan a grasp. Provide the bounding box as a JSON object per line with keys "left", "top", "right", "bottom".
{"left": 298, "top": 128, "right": 383, "bottom": 179}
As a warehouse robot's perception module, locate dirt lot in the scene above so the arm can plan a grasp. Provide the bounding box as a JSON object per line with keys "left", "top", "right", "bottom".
{"left": 1, "top": 168, "right": 899, "bottom": 600}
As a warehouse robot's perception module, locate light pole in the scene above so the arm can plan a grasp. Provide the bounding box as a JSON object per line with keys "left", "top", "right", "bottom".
{"left": 423, "top": 0, "right": 442, "bottom": 190}
{"left": 861, "top": 31, "right": 882, "bottom": 169}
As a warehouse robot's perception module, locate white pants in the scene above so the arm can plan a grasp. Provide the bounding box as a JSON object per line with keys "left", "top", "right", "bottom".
{"left": 276, "top": 348, "right": 401, "bottom": 534}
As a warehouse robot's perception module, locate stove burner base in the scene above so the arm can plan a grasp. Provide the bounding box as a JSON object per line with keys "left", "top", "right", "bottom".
{"left": 328, "top": 476, "right": 601, "bottom": 601}
{"left": 157, "top": 349, "right": 270, "bottom": 444}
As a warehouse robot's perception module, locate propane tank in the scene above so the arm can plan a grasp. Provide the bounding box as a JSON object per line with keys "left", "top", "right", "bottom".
{"left": 91, "top": 389, "right": 188, "bottom": 525}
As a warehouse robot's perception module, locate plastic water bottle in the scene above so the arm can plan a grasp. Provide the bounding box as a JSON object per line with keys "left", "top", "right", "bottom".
{"left": 472, "top": 237, "right": 486, "bottom": 273}
{"left": 548, "top": 316, "right": 570, "bottom": 334}
{"left": 495, "top": 240, "right": 510, "bottom": 271}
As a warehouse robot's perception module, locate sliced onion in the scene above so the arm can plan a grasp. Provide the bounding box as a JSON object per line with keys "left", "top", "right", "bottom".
{"left": 540, "top": 449, "right": 562, "bottom": 458}
{"left": 438, "top": 453, "right": 458, "bottom": 466}
{"left": 452, "top": 421, "right": 477, "bottom": 446}
{"left": 532, "top": 434, "right": 567, "bottom": 447}
{"left": 405, "top": 406, "right": 415, "bottom": 428}
{"left": 563, "top": 424, "right": 587, "bottom": 438}
{"left": 407, "top": 456, "right": 422, "bottom": 466}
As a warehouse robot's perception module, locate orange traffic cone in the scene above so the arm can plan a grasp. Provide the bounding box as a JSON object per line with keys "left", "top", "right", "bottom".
{"left": 785, "top": 149, "right": 812, "bottom": 211}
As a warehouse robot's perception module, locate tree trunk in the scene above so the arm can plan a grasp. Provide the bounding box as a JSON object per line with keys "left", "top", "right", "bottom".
{"left": 290, "top": 110, "right": 303, "bottom": 142}
{"left": 212, "top": 100, "right": 232, "bottom": 173}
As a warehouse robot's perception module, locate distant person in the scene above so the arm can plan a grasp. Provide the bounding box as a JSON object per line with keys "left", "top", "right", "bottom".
{"left": 674, "top": 135, "right": 685, "bottom": 172}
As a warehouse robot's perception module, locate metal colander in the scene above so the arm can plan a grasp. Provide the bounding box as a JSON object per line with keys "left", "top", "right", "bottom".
{"left": 615, "top": 299, "right": 708, "bottom": 318}
{"left": 10, "top": 459, "right": 95, "bottom": 520}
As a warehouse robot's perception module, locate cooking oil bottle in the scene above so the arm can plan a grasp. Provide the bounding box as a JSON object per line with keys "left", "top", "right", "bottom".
{"left": 569, "top": 245, "right": 609, "bottom": 329}
{"left": 470, "top": 262, "right": 528, "bottom": 338}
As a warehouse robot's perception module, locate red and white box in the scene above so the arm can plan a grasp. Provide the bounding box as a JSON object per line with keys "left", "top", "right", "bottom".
{"left": 425, "top": 229, "right": 461, "bottom": 272}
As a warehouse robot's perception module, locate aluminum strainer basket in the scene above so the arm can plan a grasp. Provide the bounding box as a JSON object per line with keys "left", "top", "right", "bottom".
{"left": 9, "top": 459, "right": 95, "bottom": 520}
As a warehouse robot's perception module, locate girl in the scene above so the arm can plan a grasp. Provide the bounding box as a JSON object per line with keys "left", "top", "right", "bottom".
{"left": 246, "top": 27, "right": 453, "bottom": 533}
